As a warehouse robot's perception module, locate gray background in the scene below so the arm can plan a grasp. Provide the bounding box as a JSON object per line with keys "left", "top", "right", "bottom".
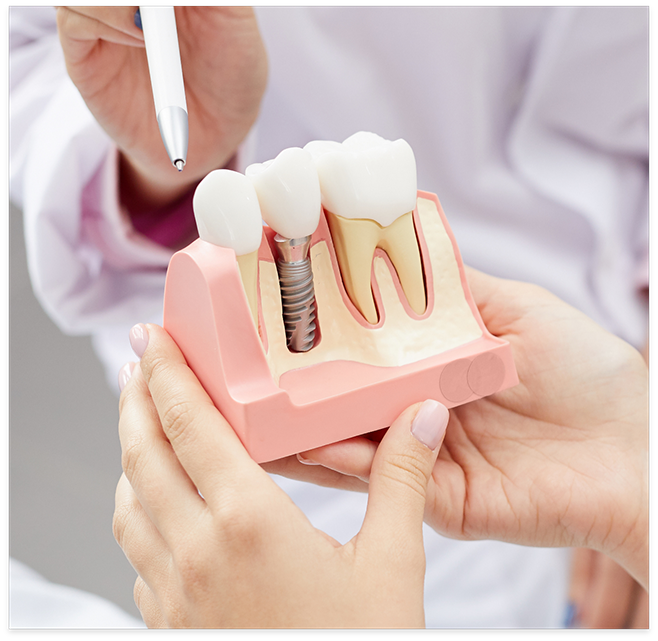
{"left": 9, "top": 200, "right": 141, "bottom": 618}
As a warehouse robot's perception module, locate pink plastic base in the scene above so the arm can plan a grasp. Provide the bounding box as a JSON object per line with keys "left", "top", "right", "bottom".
{"left": 163, "top": 191, "right": 518, "bottom": 463}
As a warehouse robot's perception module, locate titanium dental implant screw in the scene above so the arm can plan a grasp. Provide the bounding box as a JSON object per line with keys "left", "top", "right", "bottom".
{"left": 274, "top": 234, "right": 317, "bottom": 352}
{"left": 244, "top": 146, "right": 322, "bottom": 352}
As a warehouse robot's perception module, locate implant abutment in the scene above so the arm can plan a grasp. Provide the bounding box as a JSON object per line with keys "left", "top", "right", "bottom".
{"left": 274, "top": 234, "right": 312, "bottom": 263}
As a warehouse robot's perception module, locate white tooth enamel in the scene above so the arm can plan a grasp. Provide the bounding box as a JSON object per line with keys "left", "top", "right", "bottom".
{"left": 193, "top": 169, "right": 263, "bottom": 330}
{"left": 192, "top": 169, "right": 263, "bottom": 255}
{"left": 304, "top": 131, "right": 417, "bottom": 228}
{"left": 304, "top": 139, "right": 343, "bottom": 159}
{"left": 246, "top": 147, "right": 321, "bottom": 239}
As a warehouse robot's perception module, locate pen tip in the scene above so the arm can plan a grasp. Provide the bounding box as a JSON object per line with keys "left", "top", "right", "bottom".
{"left": 174, "top": 159, "right": 185, "bottom": 172}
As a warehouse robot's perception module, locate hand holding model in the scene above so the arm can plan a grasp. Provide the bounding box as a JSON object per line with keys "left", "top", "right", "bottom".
{"left": 266, "top": 268, "right": 649, "bottom": 590}
{"left": 115, "top": 324, "right": 448, "bottom": 628}
{"left": 55, "top": 6, "right": 266, "bottom": 213}
{"left": 115, "top": 268, "right": 647, "bottom": 627}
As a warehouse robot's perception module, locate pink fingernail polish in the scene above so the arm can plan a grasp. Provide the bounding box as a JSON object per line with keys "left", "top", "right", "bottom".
{"left": 129, "top": 324, "right": 149, "bottom": 359}
{"left": 118, "top": 362, "right": 136, "bottom": 392}
{"left": 411, "top": 400, "right": 449, "bottom": 450}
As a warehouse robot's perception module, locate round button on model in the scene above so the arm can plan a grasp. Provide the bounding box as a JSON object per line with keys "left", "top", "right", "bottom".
{"left": 439, "top": 358, "right": 473, "bottom": 403}
{"left": 467, "top": 352, "right": 505, "bottom": 397}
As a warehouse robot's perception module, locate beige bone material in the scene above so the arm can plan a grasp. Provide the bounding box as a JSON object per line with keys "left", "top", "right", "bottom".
{"left": 326, "top": 210, "right": 426, "bottom": 324}
{"left": 259, "top": 197, "right": 483, "bottom": 384}
{"left": 236, "top": 250, "right": 260, "bottom": 329}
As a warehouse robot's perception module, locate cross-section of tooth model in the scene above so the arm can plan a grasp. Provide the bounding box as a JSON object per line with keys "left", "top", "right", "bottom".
{"left": 164, "top": 132, "right": 518, "bottom": 463}
{"left": 306, "top": 132, "right": 425, "bottom": 324}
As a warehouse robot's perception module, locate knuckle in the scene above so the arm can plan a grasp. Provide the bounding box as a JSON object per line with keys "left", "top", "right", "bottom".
{"left": 134, "top": 577, "right": 176, "bottom": 629}
{"left": 217, "top": 496, "right": 267, "bottom": 549}
{"left": 135, "top": 572, "right": 189, "bottom": 629}
{"left": 112, "top": 496, "right": 137, "bottom": 549}
{"left": 160, "top": 399, "right": 200, "bottom": 447}
{"left": 120, "top": 431, "right": 150, "bottom": 483}
{"left": 111, "top": 508, "right": 127, "bottom": 548}
{"left": 381, "top": 452, "right": 430, "bottom": 501}
{"left": 175, "top": 553, "right": 204, "bottom": 592}
{"left": 133, "top": 576, "right": 148, "bottom": 611}
{"left": 137, "top": 349, "right": 206, "bottom": 449}
{"left": 173, "top": 538, "right": 211, "bottom": 601}
{"left": 139, "top": 347, "right": 168, "bottom": 386}
{"left": 118, "top": 376, "right": 140, "bottom": 416}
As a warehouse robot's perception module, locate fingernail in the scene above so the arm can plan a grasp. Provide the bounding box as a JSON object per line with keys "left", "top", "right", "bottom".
{"left": 134, "top": 8, "right": 142, "bottom": 30}
{"left": 411, "top": 400, "right": 449, "bottom": 450}
{"left": 118, "top": 362, "right": 136, "bottom": 392}
{"left": 297, "top": 453, "right": 320, "bottom": 466}
{"left": 129, "top": 324, "right": 149, "bottom": 359}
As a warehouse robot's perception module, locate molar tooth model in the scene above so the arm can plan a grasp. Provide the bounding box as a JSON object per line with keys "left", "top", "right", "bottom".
{"left": 305, "top": 132, "right": 424, "bottom": 324}
{"left": 163, "top": 132, "right": 519, "bottom": 463}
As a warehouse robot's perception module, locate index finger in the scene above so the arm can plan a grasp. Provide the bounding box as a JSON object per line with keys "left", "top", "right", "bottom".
{"left": 132, "top": 323, "right": 264, "bottom": 501}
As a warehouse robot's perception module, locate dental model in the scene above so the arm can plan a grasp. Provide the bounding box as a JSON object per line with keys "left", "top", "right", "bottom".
{"left": 246, "top": 147, "right": 322, "bottom": 352}
{"left": 192, "top": 169, "right": 263, "bottom": 327}
{"left": 163, "top": 132, "right": 518, "bottom": 463}
{"left": 305, "top": 132, "right": 425, "bottom": 325}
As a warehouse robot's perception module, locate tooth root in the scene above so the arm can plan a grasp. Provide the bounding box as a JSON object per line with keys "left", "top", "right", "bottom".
{"left": 236, "top": 250, "right": 260, "bottom": 330}
{"left": 326, "top": 212, "right": 380, "bottom": 325}
{"left": 326, "top": 210, "right": 426, "bottom": 323}
{"left": 377, "top": 212, "right": 427, "bottom": 316}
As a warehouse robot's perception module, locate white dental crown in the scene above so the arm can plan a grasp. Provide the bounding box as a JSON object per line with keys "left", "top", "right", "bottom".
{"left": 304, "top": 131, "right": 417, "bottom": 227}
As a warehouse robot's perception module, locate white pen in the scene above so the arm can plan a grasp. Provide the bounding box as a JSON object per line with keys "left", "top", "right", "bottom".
{"left": 139, "top": 6, "right": 188, "bottom": 172}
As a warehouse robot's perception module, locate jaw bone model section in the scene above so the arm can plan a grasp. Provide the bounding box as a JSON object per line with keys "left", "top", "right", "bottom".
{"left": 168, "top": 133, "right": 511, "bottom": 461}
{"left": 305, "top": 132, "right": 425, "bottom": 325}
{"left": 191, "top": 133, "right": 484, "bottom": 386}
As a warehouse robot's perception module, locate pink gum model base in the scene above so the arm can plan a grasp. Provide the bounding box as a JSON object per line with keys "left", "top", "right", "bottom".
{"left": 163, "top": 191, "right": 518, "bottom": 463}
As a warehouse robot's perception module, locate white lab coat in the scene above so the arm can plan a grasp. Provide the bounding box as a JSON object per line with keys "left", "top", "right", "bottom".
{"left": 9, "top": 6, "right": 648, "bottom": 629}
{"left": 9, "top": 558, "right": 145, "bottom": 629}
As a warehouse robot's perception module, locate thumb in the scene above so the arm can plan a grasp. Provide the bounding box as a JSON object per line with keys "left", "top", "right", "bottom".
{"left": 360, "top": 400, "right": 449, "bottom": 547}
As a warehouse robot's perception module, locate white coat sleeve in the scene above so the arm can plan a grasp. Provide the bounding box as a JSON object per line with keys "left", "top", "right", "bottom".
{"left": 9, "top": 6, "right": 175, "bottom": 336}
{"left": 9, "top": 558, "right": 145, "bottom": 629}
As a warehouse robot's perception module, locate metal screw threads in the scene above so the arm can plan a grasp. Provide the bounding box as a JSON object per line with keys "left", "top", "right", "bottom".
{"left": 274, "top": 234, "right": 317, "bottom": 352}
